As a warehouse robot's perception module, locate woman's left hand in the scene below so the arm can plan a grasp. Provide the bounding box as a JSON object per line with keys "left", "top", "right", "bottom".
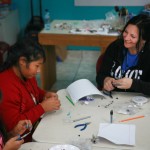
{"left": 3, "top": 136, "right": 24, "bottom": 150}
{"left": 112, "top": 77, "right": 133, "bottom": 89}
{"left": 9, "top": 120, "right": 32, "bottom": 138}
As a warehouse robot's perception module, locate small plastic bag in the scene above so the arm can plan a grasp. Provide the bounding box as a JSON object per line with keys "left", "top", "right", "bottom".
{"left": 114, "top": 102, "right": 139, "bottom": 115}
{"left": 79, "top": 96, "right": 94, "bottom": 101}
{"left": 79, "top": 96, "right": 94, "bottom": 105}
{"left": 69, "top": 138, "right": 92, "bottom": 150}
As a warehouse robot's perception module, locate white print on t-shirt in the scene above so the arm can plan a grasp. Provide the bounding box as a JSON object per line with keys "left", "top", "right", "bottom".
{"left": 113, "top": 66, "right": 143, "bottom": 79}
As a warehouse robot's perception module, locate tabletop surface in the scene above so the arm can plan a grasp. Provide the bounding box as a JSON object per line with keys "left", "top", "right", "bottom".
{"left": 19, "top": 142, "right": 121, "bottom": 150}
{"left": 40, "top": 20, "right": 120, "bottom": 36}
{"left": 32, "top": 89, "right": 150, "bottom": 150}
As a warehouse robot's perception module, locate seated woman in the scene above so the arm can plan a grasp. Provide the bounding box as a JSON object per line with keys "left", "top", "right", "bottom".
{"left": 0, "top": 119, "right": 32, "bottom": 150}
{"left": 0, "top": 90, "right": 32, "bottom": 150}
{"left": 96, "top": 14, "right": 150, "bottom": 95}
{"left": 0, "top": 39, "right": 61, "bottom": 142}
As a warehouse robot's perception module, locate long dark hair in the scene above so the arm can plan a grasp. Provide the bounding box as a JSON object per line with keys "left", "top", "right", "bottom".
{"left": 0, "top": 91, "right": 8, "bottom": 143}
{"left": 0, "top": 38, "right": 46, "bottom": 72}
{"left": 0, "top": 42, "right": 10, "bottom": 65}
{"left": 118, "top": 14, "right": 150, "bottom": 51}
{"left": 0, "top": 120, "right": 8, "bottom": 144}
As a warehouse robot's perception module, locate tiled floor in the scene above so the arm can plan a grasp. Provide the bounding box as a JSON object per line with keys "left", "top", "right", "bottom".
{"left": 50, "top": 50, "right": 101, "bottom": 91}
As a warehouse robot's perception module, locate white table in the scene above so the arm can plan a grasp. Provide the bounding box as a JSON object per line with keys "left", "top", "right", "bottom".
{"left": 19, "top": 142, "right": 120, "bottom": 150}
{"left": 19, "top": 142, "right": 54, "bottom": 150}
{"left": 32, "top": 89, "right": 150, "bottom": 150}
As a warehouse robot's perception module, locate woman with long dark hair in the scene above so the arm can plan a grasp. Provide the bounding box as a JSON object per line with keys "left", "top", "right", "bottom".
{"left": 96, "top": 14, "right": 150, "bottom": 95}
{"left": 0, "top": 90, "right": 32, "bottom": 150}
{"left": 0, "top": 38, "right": 61, "bottom": 142}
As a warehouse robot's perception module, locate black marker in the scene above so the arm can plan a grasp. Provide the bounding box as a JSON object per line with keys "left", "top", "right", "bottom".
{"left": 110, "top": 110, "right": 113, "bottom": 123}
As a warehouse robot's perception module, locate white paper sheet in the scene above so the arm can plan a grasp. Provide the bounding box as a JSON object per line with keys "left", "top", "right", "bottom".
{"left": 66, "top": 79, "right": 103, "bottom": 103}
{"left": 98, "top": 123, "right": 136, "bottom": 146}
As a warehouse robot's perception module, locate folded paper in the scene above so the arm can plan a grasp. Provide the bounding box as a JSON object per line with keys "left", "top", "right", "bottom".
{"left": 98, "top": 123, "right": 135, "bottom": 145}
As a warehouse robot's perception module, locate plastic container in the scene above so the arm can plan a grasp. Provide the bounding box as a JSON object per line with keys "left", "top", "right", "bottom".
{"left": 44, "top": 9, "right": 50, "bottom": 30}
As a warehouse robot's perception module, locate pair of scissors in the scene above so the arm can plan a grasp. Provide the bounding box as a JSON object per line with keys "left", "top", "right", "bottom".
{"left": 74, "top": 122, "right": 91, "bottom": 131}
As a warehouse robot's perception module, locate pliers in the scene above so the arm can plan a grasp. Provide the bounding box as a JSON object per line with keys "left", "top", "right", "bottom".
{"left": 74, "top": 122, "right": 91, "bottom": 131}
{"left": 103, "top": 90, "right": 113, "bottom": 98}
{"left": 17, "top": 132, "right": 31, "bottom": 140}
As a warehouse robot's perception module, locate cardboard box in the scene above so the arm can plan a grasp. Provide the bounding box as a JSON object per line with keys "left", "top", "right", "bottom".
{"left": 55, "top": 46, "right": 67, "bottom": 61}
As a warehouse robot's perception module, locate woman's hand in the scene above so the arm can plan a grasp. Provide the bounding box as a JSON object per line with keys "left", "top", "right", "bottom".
{"left": 103, "top": 77, "right": 116, "bottom": 91}
{"left": 44, "top": 92, "right": 58, "bottom": 100}
{"left": 3, "top": 136, "right": 24, "bottom": 150}
{"left": 10, "top": 120, "right": 32, "bottom": 137}
{"left": 40, "top": 96, "right": 61, "bottom": 112}
{"left": 112, "top": 77, "right": 133, "bottom": 89}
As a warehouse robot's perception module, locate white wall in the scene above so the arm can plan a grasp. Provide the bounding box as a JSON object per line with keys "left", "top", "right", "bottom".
{"left": 75, "top": 0, "right": 150, "bottom": 6}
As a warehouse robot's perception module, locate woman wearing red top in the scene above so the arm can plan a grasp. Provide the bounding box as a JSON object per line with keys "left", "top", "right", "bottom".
{"left": 0, "top": 119, "right": 32, "bottom": 150}
{"left": 0, "top": 90, "right": 32, "bottom": 150}
{"left": 0, "top": 38, "right": 61, "bottom": 142}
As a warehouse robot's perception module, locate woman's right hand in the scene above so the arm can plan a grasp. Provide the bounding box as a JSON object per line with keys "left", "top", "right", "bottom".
{"left": 3, "top": 136, "right": 24, "bottom": 150}
{"left": 40, "top": 97, "right": 61, "bottom": 112}
{"left": 103, "top": 77, "right": 116, "bottom": 91}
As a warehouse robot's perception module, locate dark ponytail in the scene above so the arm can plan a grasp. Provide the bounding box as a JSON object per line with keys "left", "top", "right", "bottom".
{"left": 0, "top": 42, "right": 10, "bottom": 71}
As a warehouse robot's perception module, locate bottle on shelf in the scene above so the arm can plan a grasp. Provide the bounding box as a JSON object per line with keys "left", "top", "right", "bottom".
{"left": 44, "top": 9, "right": 50, "bottom": 30}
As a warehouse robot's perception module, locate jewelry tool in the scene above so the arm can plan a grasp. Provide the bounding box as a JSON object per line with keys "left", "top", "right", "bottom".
{"left": 73, "top": 116, "right": 91, "bottom": 122}
{"left": 103, "top": 90, "right": 113, "bottom": 98}
{"left": 74, "top": 122, "right": 91, "bottom": 131}
{"left": 17, "top": 132, "right": 31, "bottom": 140}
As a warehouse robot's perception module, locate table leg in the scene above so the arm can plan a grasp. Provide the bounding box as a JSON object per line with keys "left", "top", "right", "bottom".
{"left": 40, "top": 45, "right": 56, "bottom": 90}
